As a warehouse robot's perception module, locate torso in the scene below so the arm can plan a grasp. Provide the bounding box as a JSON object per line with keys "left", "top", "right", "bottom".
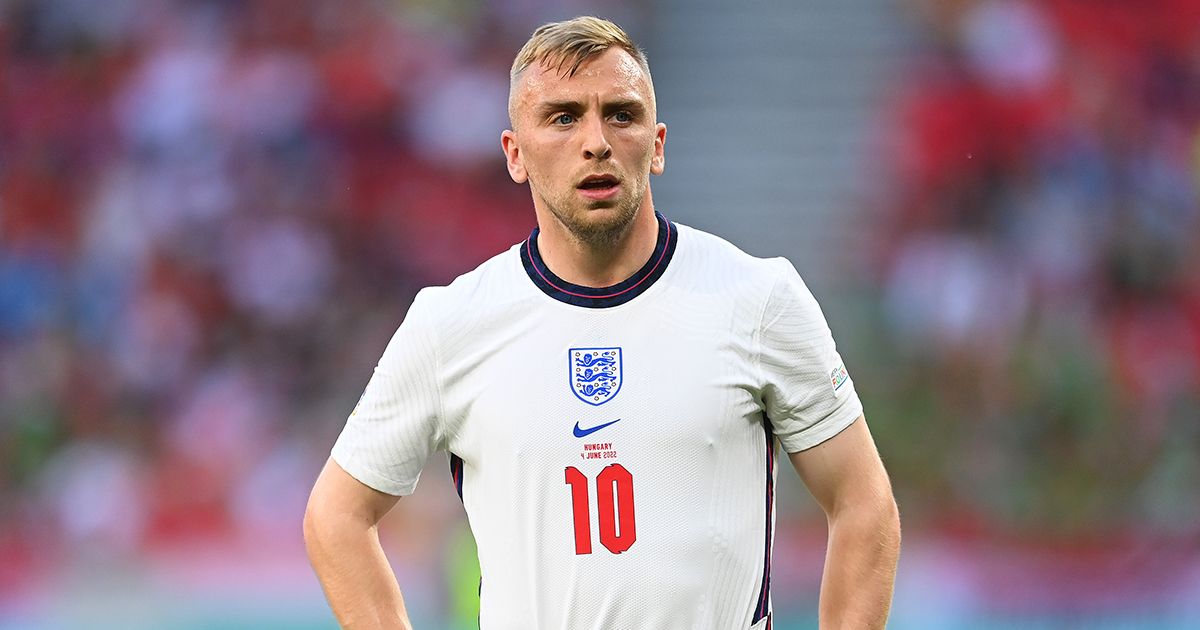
{"left": 433, "top": 217, "right": 779, "bottom": 629}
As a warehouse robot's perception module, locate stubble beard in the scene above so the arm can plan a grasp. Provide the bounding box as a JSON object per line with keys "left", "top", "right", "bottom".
{"left": 544, "top": 180, "right": 646, "bottom": 251}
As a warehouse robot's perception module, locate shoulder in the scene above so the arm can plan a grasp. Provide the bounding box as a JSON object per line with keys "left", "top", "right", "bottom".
{"left": 671, "top": 221, "right": 799, "bottom": 300}
{"left": 406, "top": 242, "right": 528, "bottom": 324}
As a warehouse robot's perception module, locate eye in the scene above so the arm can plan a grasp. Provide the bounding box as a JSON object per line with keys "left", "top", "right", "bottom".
{"left": 613, "top": 111, "right": 633, "bottom": 123}
{"left": 554, "top": 113, "right": 575, "bottom": 125}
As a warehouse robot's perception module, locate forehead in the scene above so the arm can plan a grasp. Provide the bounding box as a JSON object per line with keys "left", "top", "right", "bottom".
{"left": 515, "top": 47, "right": 653, "bottom": 112}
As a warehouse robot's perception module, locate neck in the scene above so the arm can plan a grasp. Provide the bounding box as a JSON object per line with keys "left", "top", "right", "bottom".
{"left": 535, "top": 193, "right": 660, "bottom": 288}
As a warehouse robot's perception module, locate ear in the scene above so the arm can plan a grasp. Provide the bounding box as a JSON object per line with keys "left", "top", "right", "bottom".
{"left": 501, "top": 130, "right": 528, "bottom": 184}
{"left": 650, "top": 122, "right": 666, "bottom": 175}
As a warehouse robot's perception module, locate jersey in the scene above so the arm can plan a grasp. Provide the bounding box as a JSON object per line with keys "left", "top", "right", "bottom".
{"left": 331, "top": 212, "right": 864, "bottom": 630}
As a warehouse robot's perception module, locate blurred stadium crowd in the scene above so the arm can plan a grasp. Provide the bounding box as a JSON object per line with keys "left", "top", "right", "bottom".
{"left": 869, "top": 0, "right": 1200, "bottom": 543}
{"left": 0, "top": 0, "right": 630, "bottom": 604}
{"left": 2, "top": 0, "right": 1200, "bottom": 625}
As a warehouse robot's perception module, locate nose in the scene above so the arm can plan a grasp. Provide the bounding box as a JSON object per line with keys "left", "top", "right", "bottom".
{"left": 581, "top": 116, "right": 612, "bottom": 160}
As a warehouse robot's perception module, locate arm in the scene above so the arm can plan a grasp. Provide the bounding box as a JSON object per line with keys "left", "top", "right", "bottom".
{"left": 304, "top": 457, "right": 412, "bottom": 630}
{"left": 789, "top": 415, "right": 900, "bottom": 630}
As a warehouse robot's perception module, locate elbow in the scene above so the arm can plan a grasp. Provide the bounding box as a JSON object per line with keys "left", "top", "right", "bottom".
{"left": 883, "top": 491, "right": 901, "bottom": 546}
{"left": 872, "top": 480, "right": 900, "bottom": 532}
{"left": 302, "top": 491, "right": 325, "bottom": 556}
{"left": 834, "top": 484, "right": 901, "bottom": 547}
{"left": 871, "top": 485, "right": 902, "bottom": 555}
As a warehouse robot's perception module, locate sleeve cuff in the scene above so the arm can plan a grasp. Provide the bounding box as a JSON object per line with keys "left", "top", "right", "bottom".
{"left": 330, "top": 447, "right": 418, "bottom": 497}
{"left": 776, "top": 393, "right": 864, "bottom": 453}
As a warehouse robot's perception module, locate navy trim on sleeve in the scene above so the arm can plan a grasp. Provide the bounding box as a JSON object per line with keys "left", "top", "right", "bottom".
{"left": 449, "top": 453, "right": 464, "bottom": 501}
{"left": 753, "top": 420, "right": 775, "bottom": 623}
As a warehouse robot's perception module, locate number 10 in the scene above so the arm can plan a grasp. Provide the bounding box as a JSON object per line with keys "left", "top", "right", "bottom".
{"left": 564, "top": 464, "right": 636, "bottom": 555}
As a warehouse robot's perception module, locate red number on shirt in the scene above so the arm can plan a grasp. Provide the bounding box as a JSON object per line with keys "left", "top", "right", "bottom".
{"left": 596, "top": 464, "right": 636, "bottom": 553}
{"left": 563, "top": 466, "right": 592, "bottom": 554}
{"left": 564, "top": 464, "right": 636, "bottom": 555}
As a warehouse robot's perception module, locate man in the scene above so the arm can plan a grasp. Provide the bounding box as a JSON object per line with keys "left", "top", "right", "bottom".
{"left": 304, "top": 16, "right": 900, "bottom": 630}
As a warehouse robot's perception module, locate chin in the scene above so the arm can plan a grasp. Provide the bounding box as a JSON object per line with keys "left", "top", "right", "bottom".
{"left": 583, "top": 204, "right": 636, "bottom": 225}
{"left": 555, "top": 203, "right": 639, "bottom": 246}
{"left": 580, "top": 203, "right": 624, "bottom": 217}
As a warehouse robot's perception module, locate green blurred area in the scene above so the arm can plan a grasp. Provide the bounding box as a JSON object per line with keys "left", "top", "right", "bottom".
{"left": 2, "top": 0, "right": 1200, "bottom": 627}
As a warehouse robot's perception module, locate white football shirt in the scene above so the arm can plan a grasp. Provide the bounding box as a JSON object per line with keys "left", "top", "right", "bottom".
{"left": 332, "top": 212, "right": 863, "bottom": 630}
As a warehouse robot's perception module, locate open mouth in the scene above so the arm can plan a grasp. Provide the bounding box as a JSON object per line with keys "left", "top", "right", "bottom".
{"left": 577, "top": 175, "right": 620, "bottom": 190}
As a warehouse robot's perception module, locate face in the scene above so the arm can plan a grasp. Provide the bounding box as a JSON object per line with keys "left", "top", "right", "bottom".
{"left": 502, "top": 47, "right": 666, "bottom": 246}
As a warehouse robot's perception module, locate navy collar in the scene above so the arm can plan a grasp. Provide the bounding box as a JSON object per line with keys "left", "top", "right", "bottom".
{"left": 520, "top": 212, "right": 678, "bottom": 308}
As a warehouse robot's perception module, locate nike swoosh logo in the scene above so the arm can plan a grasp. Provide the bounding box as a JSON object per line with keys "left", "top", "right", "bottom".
{"left": 573, "top": 418, "right": 621, "bottom": 438}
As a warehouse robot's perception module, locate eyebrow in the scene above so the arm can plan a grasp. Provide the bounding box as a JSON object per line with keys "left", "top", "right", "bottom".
{"left": 535, "top": 100, "right": 586, "bottom": 117}
{"left": 534, "top": 97, "right": 648, "bottom": 118}
{"left": 602, "top": 99, "right": 646, "bottom": 115}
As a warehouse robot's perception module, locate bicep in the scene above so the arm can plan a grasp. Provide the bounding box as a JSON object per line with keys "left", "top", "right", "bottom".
{"left": 787, "top": 415, "right": 893, "bottom": 516}
{"left": 307, "top": 457, "right": 401, "bottom": 526}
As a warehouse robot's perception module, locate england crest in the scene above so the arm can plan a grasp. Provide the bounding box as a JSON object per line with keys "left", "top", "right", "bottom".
{"left": 569, "top": 347, "right": 622, "bottom": 406}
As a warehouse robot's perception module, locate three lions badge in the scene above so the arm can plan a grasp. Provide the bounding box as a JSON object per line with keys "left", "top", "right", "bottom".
{"left": 569, "top": 347, "right": 622, "bottom": 406}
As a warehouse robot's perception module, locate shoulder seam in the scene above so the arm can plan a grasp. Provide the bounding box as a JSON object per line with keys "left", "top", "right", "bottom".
{"left": 752, "top": 259, "right": 791, "bottom": 395}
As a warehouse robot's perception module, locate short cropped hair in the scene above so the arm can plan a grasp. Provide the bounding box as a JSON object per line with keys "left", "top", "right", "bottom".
{"left": 508, "top": 16, "right": 652, "bottom": 122}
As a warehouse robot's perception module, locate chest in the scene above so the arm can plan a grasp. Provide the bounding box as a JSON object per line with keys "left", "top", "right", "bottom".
{"left": 441, "top": 302, "right": 762, "bottom": 463}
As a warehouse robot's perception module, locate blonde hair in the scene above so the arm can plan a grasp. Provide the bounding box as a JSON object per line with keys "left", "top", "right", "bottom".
{"left": 508, "top": 16, "right": 652, "bottom": 121}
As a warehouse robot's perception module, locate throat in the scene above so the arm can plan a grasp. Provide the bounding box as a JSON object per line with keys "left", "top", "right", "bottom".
{"left": 537, "top": 210, "right": 658, "bottom": 288}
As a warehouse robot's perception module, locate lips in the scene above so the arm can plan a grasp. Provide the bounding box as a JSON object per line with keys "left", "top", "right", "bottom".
{"left": 576, "top": 174, "right": 621, "bottom": 201}
{"left": 577, "top": 174, "right": 620, "bottom": 190}
{"left": 576, "top": 175, "right": 621, "bottom": 201}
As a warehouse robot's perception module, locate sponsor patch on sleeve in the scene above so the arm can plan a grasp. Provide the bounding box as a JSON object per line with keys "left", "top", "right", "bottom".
{"left": 829, "top": 362, "right": 849, "bottom": 392}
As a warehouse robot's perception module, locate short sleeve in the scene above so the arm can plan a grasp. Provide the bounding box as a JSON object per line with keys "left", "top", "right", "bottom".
{"left": 758, "top": 260, "right": 863, "bottom": 453}
{"left": 331, "top": 289, "right": 445, "bottom": 496}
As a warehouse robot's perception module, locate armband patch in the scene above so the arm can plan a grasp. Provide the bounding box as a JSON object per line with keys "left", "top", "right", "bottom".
{"left": 829, "top": 362, "right": 849, "bottom": 392}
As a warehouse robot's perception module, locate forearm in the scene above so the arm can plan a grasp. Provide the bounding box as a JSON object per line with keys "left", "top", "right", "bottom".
{"left": 304, "top": 509, "right": 412, "bottom": 630}
{"left": 817, "top": 498, "right": 901, "bottom": 630}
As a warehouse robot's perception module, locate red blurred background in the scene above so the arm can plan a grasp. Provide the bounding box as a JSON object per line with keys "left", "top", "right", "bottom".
{"left": 1, "top": 0, "right": 1199, "bottom": 628}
